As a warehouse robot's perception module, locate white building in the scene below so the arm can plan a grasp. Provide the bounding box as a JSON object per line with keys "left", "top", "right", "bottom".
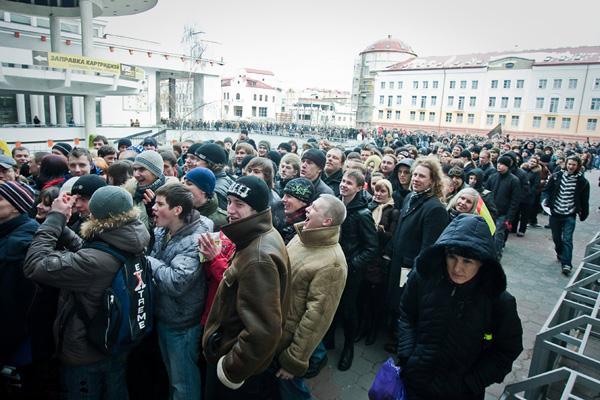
{"left": 353, "top": 37, "right": 600, "bottom": 139}
{"left": 221, "top": 68, "right": 283, "bottom": 121}
{"left": 283, "top": 88, "right": 355, "bottom": 128}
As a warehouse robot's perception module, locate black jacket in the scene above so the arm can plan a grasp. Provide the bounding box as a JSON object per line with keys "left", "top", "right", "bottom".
{"left": 542, "top": 170, "right": 590, "bottom": 221}
{"left": 339, "top": 191, "right": 378, "bottom": 274}
{"left": 520, "top": 166, "right": 541, "bottom": 205}
{"left": 486, "top": 171, "right": 521, "bottom": 221}
{"left": 511, "top": 166, "right": 530, "bottom": 204}
{"left": 322, "top": 169, "right": 343, "bottom": 197}
{"left": 468, "top": 168, "right": 498, "bottom": 221}
{"left": 387, "top": 192, "right": 449, "bottom": 310}
{"left": 312, "top": 176, "right": 334, "bottom": 198}
{"left": 397, "top": 214, "right": 523, "bottom": 400}
{"left": 214, "top": 171, "right": 235, "bottom": 210}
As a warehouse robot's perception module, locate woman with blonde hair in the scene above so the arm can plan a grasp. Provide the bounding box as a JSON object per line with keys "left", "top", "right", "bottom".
{"left": 447, "top": 187, "right": 496, "bottom": 235}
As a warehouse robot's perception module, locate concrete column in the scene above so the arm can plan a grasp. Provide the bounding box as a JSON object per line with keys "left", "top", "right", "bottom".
{"left": 193, "top": 73, "right": 205, "bottom": 121}
{"left": 56, "top": 96, "right": 67, "bottom": 125}
{"left": 37, "top": 95, "right": 46, "bottom": 125}
{"left": 29, "top": 94, "right": 39, "bottom": 124}
{"left": 72, "top": 96, "right": 82, "bottom": 125}
{"left": 16, "top": 94, "right": 26, "bottom": 125}
{"left": 168, "top": 78, "right": 176, "bottom": 119}
{"left": 49, "top": 95, "right": 57, "bottom": 125}
{"left": 50, "top": 14, "right": 67, "bottom": 125}
{"left": 80, "top": 0, "right": 95, "bottom": 146}
{"left": 155, "top": 71, "right": 162, "bottom": 124}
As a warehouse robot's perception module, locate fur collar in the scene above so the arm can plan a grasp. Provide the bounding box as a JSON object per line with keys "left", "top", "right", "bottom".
{"left": 80, "top": 208, "right": 140, "bottom": 240}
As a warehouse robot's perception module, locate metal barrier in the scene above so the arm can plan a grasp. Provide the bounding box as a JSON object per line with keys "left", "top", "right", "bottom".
{"left": 501, "top": 231, "right": 600, "bottom": 399}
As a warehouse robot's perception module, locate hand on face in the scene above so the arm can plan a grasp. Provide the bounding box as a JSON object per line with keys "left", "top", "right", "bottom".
{"left": 51, "top": 193, "right": 75, "bottom": 219}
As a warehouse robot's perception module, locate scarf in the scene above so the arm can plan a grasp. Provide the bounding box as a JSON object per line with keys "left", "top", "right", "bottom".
{"left": 285, "top": 206, "right": 307, "bottom": 225}
{"left": 408, "top": 187, "right": 432, "bottom": 209}
{"left": 134, "top": 175, "right": 166, "bottom": 202}
{"left": 42, "top": 177, "right": 65, "bottom": 190}
{"left": 372, "top": 198, "right": 394, "bottom": 226}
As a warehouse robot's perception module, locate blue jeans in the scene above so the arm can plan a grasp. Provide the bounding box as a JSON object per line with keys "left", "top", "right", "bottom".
{"left": 279, "top": 377, "right": 312, "bottom": 400}
{"left": 494, "top": 215, "right": 508, "bottom": 258}
{"left": 157, "top": 322, "right": 202, "bottom": 400}
{"left": 550, "top": 214, "right": 576, "bottom": 266}
{"left": 61, "top": 354, "right": 128, "bottom": 400}
{"left": 309, "top": 341, "right": 327, "bottom": 365}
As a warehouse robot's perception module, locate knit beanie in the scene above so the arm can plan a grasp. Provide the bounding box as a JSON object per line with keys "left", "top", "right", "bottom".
{"left": 71, "top": 174, "right": 107, "bottom": 199}
{"left": 117, "top": 138, "right": 132, "bottom": 148}
{"left": 141, "top": 137, "right": 158, "bottom": 148}
{"left": 185, "top": 167, "right": 216, "bottom": 196}
{"left": 0, "top": 155, "right": 16, "bottom": 169}
{"left": 52, "top": 142, "right": 72, "bottom": 157}
{"left": 301, "top": 149, "right": 326, "bottom": 170}
{"left": 283, "top": 177, "right": 315, "bottom": 204}
{"left": 187, "top": 143, "right": 203, "bottom": 157}
{"left": 258, "top": 140, "right": 270, "bottom": 150}
{"left": 134, "top": 150, "right": 164, "bottom": 178}
{"left": 89, "top": 186, "right": 134, "bottom": 220}
{"left": 60, "top": 177, "right": 80, "bottom": 194}
{"left": 497, "top": 155, "right": 513, "bottom": 168}
{"left": 227, "top": 176, "right": 270, "bottom": 212}
{"left": 196, "top": 143, "right": 227, "bottom": 165}
{"left": 267, "top": 150, "right": 282, "bottom": 167}
{"left": 278, "top": 142, "right": 292, "bottom": 153}
{"left": 0, "top": 181, "right": 35, "bottom": 214}
{"left": 448, "top": 167, "right": 465, "bottom": 179}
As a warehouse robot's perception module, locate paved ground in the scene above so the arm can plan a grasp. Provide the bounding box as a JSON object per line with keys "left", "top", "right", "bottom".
{"left": 306, "top": 170, "right": 600, "bottom": 400}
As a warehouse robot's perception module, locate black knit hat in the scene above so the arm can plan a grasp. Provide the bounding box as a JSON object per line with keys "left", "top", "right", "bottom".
{"left": 448, "top": 167, "right": 465, "bottom": 180}
{"left": 278, "top": 142, "right": 292, "bottom": 152}
{"left": 187, "top": 143, "right": 203, "bottom": 157}
{"left": 497, "top": 155, "right": 513, "bottom": 168}
{"left": 196, "top": 143, "right": 227, "bottom": 165}
{"left": 283, "top": 177, "right": 315, "bottom": 204}
{"left": 227, "top": 176, "right": 270, "bottom": 212}
{"left": 52, "top": 142, "right": 72, "bottom": 157}
{"left": 71, "top": 174, "right": 108, "bottom": 199}
{"left": 301, "top": 149, "right": 326, "bottom": 170}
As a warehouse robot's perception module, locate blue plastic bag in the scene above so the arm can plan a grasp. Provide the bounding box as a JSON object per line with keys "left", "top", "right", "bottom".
{"left": 368, "top": 357, "right": 407, "bottom": 400}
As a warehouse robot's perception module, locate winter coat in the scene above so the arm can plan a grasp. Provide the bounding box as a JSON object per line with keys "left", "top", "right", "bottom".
{"left": 511, "top": 166, "right": 531, "bottom": 204}
{"left": 149, "top": 211, "right": 213, "bottom": 330}
{"left": 519, "top": 166, "right": 541, "bottom": 205}
{"left": 214, "top": 171, "right": 235, "bottom": 210}
{"left": 368, "top": 201, "right": 399, "bottom": 284}
{"left": 397, "top": 214, "right": 523, "bottom": 400}
{"left": 23, "top": 210, "right": 150, "bottom": 366}
{"left": 202, "top": 209, "right": 291, "bottom": 385}
{"left": 485, "top": 171, "right": 521, "bottom": 221}
{"left": 542, "top": 170, "right": 590, "bottom": 221}
{"left": 0, "top": 214, "right": 40, "bottom": 363}
{"left": 339, "top": 191, "right": 379, "bottom": 275}
{"left": 387, "top": 192, "right": 449, "bottom": 311}
{"left": 276, "top": 223, "right": 347, "bottom": 376}
{"left": 468, "top": 168, "right": 498, "bottom": 221}
{"left": 198, "top": 194, "right": 228, "bottom": 231}
{"left": 478, "top": 163, "right": 497, "bottom": 186}
{"left": 201, "top": 232, "right": 235, "bottom": 326}
{"left": 271, "top": 189, "right": 286, "bottom": 232}
{"left": 322, "top": 169, "right": 343, "bottom": 197}
{"left": 312, "top": 176, "right": 334, "bottom": 198}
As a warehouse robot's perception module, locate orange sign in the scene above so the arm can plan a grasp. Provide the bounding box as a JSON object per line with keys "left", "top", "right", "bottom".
{"left": 15, "top": 141, "right": 22, "bottom": 147}
{"left": 74, "top": 138, "right": 80, "bottom": 145}
{"left": 47, "top": 139, "right": 54, "bottom": 148}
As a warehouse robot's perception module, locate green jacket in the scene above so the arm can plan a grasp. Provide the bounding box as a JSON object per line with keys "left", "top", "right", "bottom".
{"left": 198, "top": 195, "right": 228, "bottom": 231}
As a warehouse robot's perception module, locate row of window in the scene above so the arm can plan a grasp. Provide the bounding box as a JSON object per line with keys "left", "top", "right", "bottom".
{"left": 531, "top": 116, "right": 597, "bottom": 131}
{"left": 223, "top": 92, "right": 276, "bottom": 102}
{"left": 379, "top": 77, "right": 600, "bottom": 92}
{"left": 251, "top": 106, "right": 269, "bottom": 117}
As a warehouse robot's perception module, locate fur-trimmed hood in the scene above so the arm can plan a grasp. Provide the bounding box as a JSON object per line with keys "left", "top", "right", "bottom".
{"left": 80, "top": 208, "right": 150, "bottom": 254}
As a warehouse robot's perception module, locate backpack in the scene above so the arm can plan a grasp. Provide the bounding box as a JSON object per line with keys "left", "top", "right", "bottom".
{"left": 74, "top": 241, "right": 154, "bottom": 355}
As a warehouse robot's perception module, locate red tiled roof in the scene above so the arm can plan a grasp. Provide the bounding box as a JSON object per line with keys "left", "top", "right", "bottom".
{"left": 244, "top": 68, "right": 274, "bottom": 76}
{"left": 385, "top": 45, "right": 600, "bottom": 71}
{"left": 360, "top": 35, "right": 417, "bottom": 56}
{"left": 246, "top": 78, "right": 275, "bottom": 90}
{"left": 221, "top": 78, "right": 232, "bottom": 87}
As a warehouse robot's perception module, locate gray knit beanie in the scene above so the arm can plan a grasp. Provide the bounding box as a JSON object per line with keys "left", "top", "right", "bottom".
{"left": 89, "top": 186, "right": 134, "bottom": 220}
{"left": 134, "top": 150, "right": 164, "bottom": 178}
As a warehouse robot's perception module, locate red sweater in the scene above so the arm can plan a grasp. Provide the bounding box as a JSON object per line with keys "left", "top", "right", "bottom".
{"left": 201, "top": 231, "right": 236, "bottom": 325}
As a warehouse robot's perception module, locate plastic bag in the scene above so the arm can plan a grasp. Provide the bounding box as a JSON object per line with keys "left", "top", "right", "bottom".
{"left": 368, "top": 357, "right": 407, "bottom": 400}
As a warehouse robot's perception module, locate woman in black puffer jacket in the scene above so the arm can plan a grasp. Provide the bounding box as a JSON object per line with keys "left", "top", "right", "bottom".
{"left": 397, "top": 214, "right": 523, "bottom": 400}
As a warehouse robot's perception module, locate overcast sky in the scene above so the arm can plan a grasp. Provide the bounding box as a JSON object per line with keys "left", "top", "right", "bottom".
{"left": 106, "top": 0, "right": 600, "bottom": 92}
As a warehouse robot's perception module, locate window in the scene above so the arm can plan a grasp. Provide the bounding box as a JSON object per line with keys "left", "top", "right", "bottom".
{"left": 491, "top": 80, "right": 498, "bottom": 89}
{"left": 568, "top": 79, "right": 577, "bottom": 89}
{"left": 388, "top": 96, "right": 393, "bottom": 107}
{"left": 420, "top": 96, "right": 426, "bottom": 108}
{"left": 259, "top": 94, "right": 263, "bottom": 101}
{"left": 458, "top": 96, "right": 465, "bottom": 110}
{"left": 486, "top": 114, "right": 494, "bottom": 125}
{"left": 511, "top": 116, "right": 519, "bottom": 127}
{"left": 514, "top": 97, "right": 522, "bottom": 108}
{"left": 469, "top": 96, "right": 476, "bottom": 107}
{"left": 499, "top": 115, "right": 506, "bottom": 125}
{"left": 553, "top": 79, "right": 562, "bottom": 89}
{"left": 471, "top": 80, "right": 479, "bottom": 89}
{"left": 423, "top": 81, "right": 428, "bottom": 89}
{"left": 398, "top": 81, "right": 403, "bottom": 89}
{"left": 488, "top": 97, "right": 496, "bottom": 107}
{"left": 419, "top": 111, "right": 425, "bottom": 121}
{"left": 561, "top": 118, "right": 571, "bottom": 129}
{"left": 449, "top": 80, "right": 456, "bottom": 89}
{"left": 386, "top": 110, "right": 392, "bottom": 119}
{"left": 395, "top": 111, "right": 401, "bottom": 120}
{"left": 445, "top": 113, "right": 452, "bottom": 122}
{"left": 547, "top": 116, "right": 556, "bottom": 128}
{"left": 410, "top": 111, "right": 416, "bottom": 121}
{"left": 587, "top": 118, "right": 598, "bottom": 131}
{"left": 429, "top": 112, "right": 435, "bottom": 122}
{"left": 448, "top": 96, "right": 454, "bottom": 106}
{"left": 468, "top": 113, "right": 475, "bottom": 124}
{"left": 253, "top": 94, "right": 257, "bottom": 101}
{"left": 516, "top": 79, "right": 525, "bottom": 88}
{"left": 273, "top": 96, "right": 275, "bottom": 102}
{"left": 252, "top": 106, "right": 257, "bottom": 117}
{"left": 389, "top": 81, "right": 395, "bottom": 90}
{"left": 411, "top": 96, "right": 417, "bottom": 106}
{"left": 594, "top": 78, "right": 600, "bottom": 90}
{"left": 460, "top": 80, "right": 467, "bottom": 89}
{"left": 565, "top": 97, "right": 574, "bottom": 110}
{"left": 381, "top": 82, "right": 386, "bottom": 89}
{"left": 413, "top": 81, "right": 419, "bottom": 89}
{"left": 234, "top": 106, "right": 243, "bottom": 117}
{"left": 549, "top": 97, "right": 559, "bottom": 113}
{"left": 501, "top": 97, "right": 508, "bottom": 108}
{"left": 456, "top": 113, "right": 464, "bottom": 123}
{"left": 379, "top": 95, "right": 385, "bottom": 105}
{"left": 223, "top": 92, "right": 227, "bottom": 100}
{"left": 259, "top": 107, "right": 267, "bottom": 117}
{"left": 591, "top": 98, "right": 600, "bottom": 110}
{"left": 432, "top": 81, "right": 439, "bottom": 89}
{"left": 536, "top": 97, "right": 544, "bottom": 109}
{"left": 538, "top": 79, "right": 547, "bottom": 89}
{"left": 236, "top": 93, "right": 241, "bottom": 100}
{"left": 378, "top": 110, "right": 384, "bottom": 119}
{"left": 533, "top": 116, "right": 541, "bottom": 128}
{"left": 431, "top": 96, "right": 437, "bottom": 106}
{"left": 503, "top": 80, "right": 511, "bottom": 89}
{"left": 396, "top": 95, "right": 402, "bottom": 105}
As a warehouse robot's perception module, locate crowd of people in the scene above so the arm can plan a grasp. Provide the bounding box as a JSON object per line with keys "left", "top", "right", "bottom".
{"left": 0, "top": 128, "right": 596, "bottom": 399}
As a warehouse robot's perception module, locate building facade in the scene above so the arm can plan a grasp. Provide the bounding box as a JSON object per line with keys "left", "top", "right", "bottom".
{"left": 221, "top": 68, "right": 283, "bottom": 121}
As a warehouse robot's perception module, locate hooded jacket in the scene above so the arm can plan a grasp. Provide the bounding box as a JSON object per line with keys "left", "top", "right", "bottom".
{"left": 214, "top": 171, "right": 235, "bottom": 210}
{"left": 202, "top": 209, "right": 291, "bottom": 387}
{"left": 149, "top": 210, "right": 213, "bottom": 330}
{"left": 397, "top": 214, "right": 523, "bottom": 400}
{"left": 198, "top": 194, "right": 228, "bottom": 231}
{"left": 485, "top": 170, "right": 521, "bottom": 221}
{"left": 23, "top": 210, "right": 150, "bottom": 366}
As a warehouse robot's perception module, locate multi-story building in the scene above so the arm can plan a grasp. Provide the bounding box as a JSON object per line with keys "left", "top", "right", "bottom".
{"left": 354, "top": 36, "right": 600, "bottom": 139}
{"left": 221, "top": 68, "right": 283, "bottom": 121}
{"left": 283, "top": 88, "right": 355, "bottom": 128}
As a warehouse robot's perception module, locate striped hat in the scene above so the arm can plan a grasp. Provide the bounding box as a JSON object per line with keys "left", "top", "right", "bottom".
{"left": 0, "top": 181, "right": 35, "bottom": 214}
